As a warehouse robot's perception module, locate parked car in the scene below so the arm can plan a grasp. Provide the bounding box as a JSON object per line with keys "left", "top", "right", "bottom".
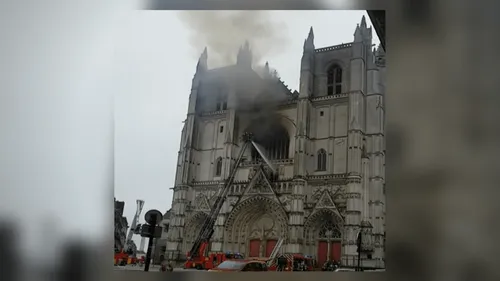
{"left": 208, "top": 260, "right": 268, "bottom": 272}
{"left": 334, "top": 268, "right": 355, "bottom": 272}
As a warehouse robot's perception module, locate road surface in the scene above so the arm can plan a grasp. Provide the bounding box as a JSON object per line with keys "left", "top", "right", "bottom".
{"left": 114, "top": 265, "right": 198, "bottom": 272}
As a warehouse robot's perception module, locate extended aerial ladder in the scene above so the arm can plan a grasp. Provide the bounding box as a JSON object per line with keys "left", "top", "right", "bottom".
{"left": 266, "top": 237, "right": 284, "bottom": 266}
{"left": 187, "top": 132, "right": 256, "bottom": 260}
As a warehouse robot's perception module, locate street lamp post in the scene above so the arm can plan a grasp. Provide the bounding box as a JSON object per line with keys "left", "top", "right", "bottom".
{"left": 356, "top": 232, "right": 362, "bottom": 271}
{"left": 326, "top": 230, "right": 332, "bottom": 262}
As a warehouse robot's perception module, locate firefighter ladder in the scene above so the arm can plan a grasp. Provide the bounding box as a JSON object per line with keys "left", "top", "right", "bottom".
{"left": 188, "top": 134, "right": 253, "bottom": 258}
{"left": 267, "top": 237, "right": 284, "bottom": 265}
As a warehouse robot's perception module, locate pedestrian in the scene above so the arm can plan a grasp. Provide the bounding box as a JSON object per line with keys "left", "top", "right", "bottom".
{"left": 277, "top": 255, "right": 287, "bottom": 271}
{"left": 167, "top": 260, "right": 174, "bottom": 272}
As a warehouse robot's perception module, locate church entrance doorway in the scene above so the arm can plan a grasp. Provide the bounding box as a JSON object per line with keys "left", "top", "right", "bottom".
{"left": 304, "top": 209, "right": 344, "bottom": 267}
{"left": 265, "top": 239, "right": 278, "bottom": 257}
{"left": 249, "top": 239, "right": 260, "bottom": 257}
{"left": 225, "top": 196, "right": 289, "bottom": 258}
{"left": 317, "top": 241, "right": 342, "bottom": 265}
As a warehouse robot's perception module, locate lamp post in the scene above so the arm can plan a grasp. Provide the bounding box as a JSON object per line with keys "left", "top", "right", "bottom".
{"left": 325, "top": 230, "right": 332, "bottom": 262}
{"left": 356, "top": 232, "right": 362, "bottom": 271}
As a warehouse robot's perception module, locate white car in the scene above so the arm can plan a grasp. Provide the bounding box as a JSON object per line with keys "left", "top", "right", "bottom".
{"left": 334, "top": 268, "right": 355, "bottom": 272}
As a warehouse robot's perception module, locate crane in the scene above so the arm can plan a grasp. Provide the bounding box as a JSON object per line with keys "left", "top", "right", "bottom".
{"left": 124, "top": 199, "right": 145, "bottom": 253}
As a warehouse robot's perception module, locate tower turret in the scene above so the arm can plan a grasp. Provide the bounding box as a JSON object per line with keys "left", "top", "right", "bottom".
{"left": 299, "top": 26, "right": 315, "bottom": 98}
{"left": 189, "top": 47, "right": 207, "bottom": 114}
{"left": 303, "top": 26, "right": 315, "bottom": 52}
{"left": 354, "top": 16, "right": 373, "bottom": 46}
{"left": 196, "top": 47, "right": 208, "bottom": 74}
{"left": 236, "top": 40, "right": 252, "bottom": 68}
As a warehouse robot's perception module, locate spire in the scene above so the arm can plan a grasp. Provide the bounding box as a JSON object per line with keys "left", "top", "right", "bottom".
{"left": 308, "top": 26, "right": 314, "bottom": 40}
{"left": 237, "top": 40, "right": 252, "bottom": 68}
{"left": 354, "top": 24, "right": 363, "bottom": 42}
{"left": 196, "top": 47, "right": 208, "bottom": 72}
{"left": 264, "top": 61, "right": 270, "bottom": 77}
{"left": 361, "top": 15, "right": 367, "bottom": 28}
{"left": 303, "top": 26, "right": 315, "bottom": 52}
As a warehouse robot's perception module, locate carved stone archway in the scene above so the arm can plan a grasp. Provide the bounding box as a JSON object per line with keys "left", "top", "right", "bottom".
{"left": 182, "top": 212, "right": 209, "bottom": 254}
{"left": 224, "top": 196, "right": 288, "bottom": 256}
{"left": 304, "top": 209, "right": 344, "bottom": 264}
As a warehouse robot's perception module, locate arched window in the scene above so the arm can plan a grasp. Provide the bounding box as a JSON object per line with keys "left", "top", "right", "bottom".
{"left": 215, "top": 157, "right": 222, "bottom": 176}
{"left": 215, "top": 95, "right": 227, "bottom": 111}
{"left": 250, "top": 124, "right": 290, "bottom": 161}
{"left": 327, "top": 65, "right": 342, "bottom": 95}
{"left": 215, "top": 86, "right": 228, "bottom": 111}
{"left": 317, "top": 149, "right": 327, "bottom": 171}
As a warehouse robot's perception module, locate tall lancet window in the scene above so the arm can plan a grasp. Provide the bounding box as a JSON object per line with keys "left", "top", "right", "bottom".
{"left": 215, "top": 157, "right": 223, "bottom": 176}
{"left": 327, "top": 65, "right": 342, "bottom": 95}
{"left": 215, "top": 86, "right": 228, "bottom": 111}
{"left": 317, "top": 149, "right": 327, "bottom": 171}
{"left": 215, "top": 95, "right": 227, "bottom": 111}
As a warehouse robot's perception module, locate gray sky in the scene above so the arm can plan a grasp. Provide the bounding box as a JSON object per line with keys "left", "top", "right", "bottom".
{"left": 113, "top": 10, "right": 379, "bottom": 246}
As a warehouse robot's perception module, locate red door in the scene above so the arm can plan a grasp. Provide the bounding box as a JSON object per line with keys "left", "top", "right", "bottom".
{"left": 317, "top": 241, "right": 328, "bottom": 266}
{"left": 265, "top": 240, "right": 277, "bottom": 257}
{"left": 331, "top": 242, "right": 341, "bottom": 262}
{"left": 249, "top": 239, "right": 260, "bottom": 257}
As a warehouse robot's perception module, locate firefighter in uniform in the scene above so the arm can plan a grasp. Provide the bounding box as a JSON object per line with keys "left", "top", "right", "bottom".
{"left": 277, "top": 255, "right": 287, "bottom": 271}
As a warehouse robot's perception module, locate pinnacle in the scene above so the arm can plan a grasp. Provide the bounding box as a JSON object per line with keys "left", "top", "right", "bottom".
{"left": 199, "top": 47, "right": 207, "bottom": 61}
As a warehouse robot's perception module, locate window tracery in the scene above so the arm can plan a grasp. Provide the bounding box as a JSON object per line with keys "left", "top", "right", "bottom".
{"left": 251, "top": 124, "right": 290, "bottom": 161}
{"left": 215, "top": 157, "right": 222, "bottom": 176}
{"left": 327, "top": 65, "right": 342, "bottom": 95}
{"left": 317, "top": 149, "right": 327, "bottom": 171}
{"left": 318, "top": 221, "right": 342, "bottom": 239}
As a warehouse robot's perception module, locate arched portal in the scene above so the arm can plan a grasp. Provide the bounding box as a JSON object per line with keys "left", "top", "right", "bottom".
{"left": 304, "top": 209, "right": 344, "bottom": 266}
{"left": 182, "top": 212, "right": 209, "bottom": 254}
{"left": 224, "top": 196, "right": 288, "bottom": 257}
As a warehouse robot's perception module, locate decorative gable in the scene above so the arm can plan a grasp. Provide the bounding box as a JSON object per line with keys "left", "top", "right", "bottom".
{"left": 245, "top": 166, "right": 275, "bottom": 195}
{"left": 313, "top": 190, "right": 344, "bottom": 222}
{"left": 195, "top": 194, "right": 211, "bottom": 212}
{"left": 316, "top": 190, "right": 336, "bottom": 208}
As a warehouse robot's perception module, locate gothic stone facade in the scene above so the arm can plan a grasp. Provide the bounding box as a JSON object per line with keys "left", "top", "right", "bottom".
{"left": 166, "top": 17, "right": 386, "bottom": 268}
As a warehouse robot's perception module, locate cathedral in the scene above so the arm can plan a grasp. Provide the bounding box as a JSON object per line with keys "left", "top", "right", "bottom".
{"left": 165, "top": 16, "right": 386, "bottom": 268}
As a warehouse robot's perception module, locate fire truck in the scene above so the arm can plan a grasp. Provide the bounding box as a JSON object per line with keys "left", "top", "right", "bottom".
{"left": 255, "top": 252, "right": 316, "bottom": 271}
{"left": 114, "top": 250, "right": 137, "bottom": 266}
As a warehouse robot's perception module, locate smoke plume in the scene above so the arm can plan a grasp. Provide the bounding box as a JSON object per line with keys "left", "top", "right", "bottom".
{"left": 177, "top": 11, "right": 289, "bottom": 68}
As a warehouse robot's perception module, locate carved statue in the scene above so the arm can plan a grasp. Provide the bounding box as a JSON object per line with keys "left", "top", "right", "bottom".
{"left": 250, "top": 229, "right": 260, "bottom": 238}
{"left": 267, "top": 229, "right": 278, "bottom": 238}
{"left": 249, "top": 167, "right": 258, "bottom": 179}
{"left": 312, "top": 188, "right": 323, "bottom": 200}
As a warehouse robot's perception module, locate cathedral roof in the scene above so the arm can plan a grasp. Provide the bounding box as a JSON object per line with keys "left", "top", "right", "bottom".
{"left": 202, "top": 64, "right": 297, "bottom": 104}
{"left": 261, "top": 71, "right": 297, "bottom": 101}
